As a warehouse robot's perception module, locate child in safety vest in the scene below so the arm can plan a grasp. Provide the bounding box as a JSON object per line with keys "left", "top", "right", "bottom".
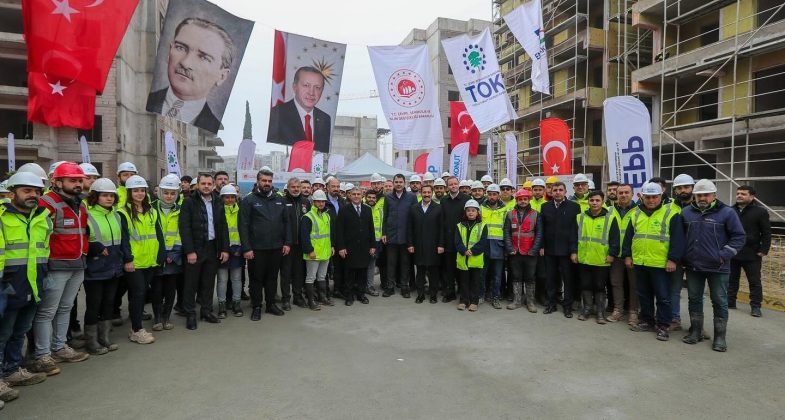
{"left": 300, "top": 190, "right": 334, "bottom": 310}
{"left": 454, "top": 199, "right": 488, "bottom": 312}
{"left": 217, "top": 185, "right": 243, "bottom": 318}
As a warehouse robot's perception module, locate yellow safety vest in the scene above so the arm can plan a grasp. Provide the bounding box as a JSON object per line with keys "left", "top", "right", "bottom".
{"left": 371, "top": 200, "right": 384, "bottom": 241}
{"left": 154, "top": 202, "right": 181, "bottom": 251}
{"left": 530, "top": 197, "right": 546, "bottom": 212}
{"left": 609, "top": 205, "right": 635, "bottom": 257}
{"left": 629, "top": 205, "right": 676, "bottom": 268}
{"left": 117, "top": 185, "right": 128, "bottom": 209}
{"left": 86, "top": 205, "right": 123, "bottom": 248}
{"left": 480, "top": 202, "right": 506, "bottom": 241}
{"left": 0, "top": 205, "right": 52, "bottom": 302}
{"left": 576, "top": 211, "right": 613, "bottom": 266}
{"left": 225, "top": 203, "right": 240, "bottom": 246}
{"left": 120, "top": 207, "right": 160, "bottom": 269}
{"left": 456, "top": 222, "right": 485, "bottom": 270}
{"left": 303, "top": 208, "right": 331, "bottom": 261}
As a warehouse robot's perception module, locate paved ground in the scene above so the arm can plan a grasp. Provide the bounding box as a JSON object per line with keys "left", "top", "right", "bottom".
{"left": 4, "top": 289, "right": 785, "bottom": 419}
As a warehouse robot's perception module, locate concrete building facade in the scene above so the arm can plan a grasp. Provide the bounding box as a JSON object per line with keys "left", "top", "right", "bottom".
{"left": 329, "top": 115, "right": 378, "bottom": 164}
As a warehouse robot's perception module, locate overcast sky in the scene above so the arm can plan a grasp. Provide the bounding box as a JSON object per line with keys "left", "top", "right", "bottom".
{"left": 212, "top": 0, "right": 489, "bottom": 156}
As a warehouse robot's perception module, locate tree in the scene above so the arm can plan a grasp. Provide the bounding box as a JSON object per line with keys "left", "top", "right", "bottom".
{"left": 376, "top": 128, "right": 391, "bottom": 139}
{"left": 243, "top": 100, "right": 252, "bottom": 140}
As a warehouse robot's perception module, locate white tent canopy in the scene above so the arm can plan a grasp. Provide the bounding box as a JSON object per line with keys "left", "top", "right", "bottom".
{"left": 334, "top": 153, "right": 415, "bottom": 182}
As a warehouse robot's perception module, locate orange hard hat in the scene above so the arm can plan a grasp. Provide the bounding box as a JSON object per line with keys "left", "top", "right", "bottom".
{"left": 52, "top": 162, "right": 85, "bottom": 179}
{"left": 515, "top": 189, "right": 532, "bottom": 198}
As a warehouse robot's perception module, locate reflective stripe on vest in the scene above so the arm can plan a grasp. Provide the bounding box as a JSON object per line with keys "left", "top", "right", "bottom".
{"left": 630, "top": 205, "right": 674, "bottom": 268}
{"left": 510, "top": 208, "right": 537, "bottom": 254}
{"left": 225, "top": 204, "right": 240, "bottom": 247}
{"left": 87, "top": 209, "right": 123, "bottom": 248}
{"left": 481, "top": 204, "right": 506, "bottom": 240}
{"left": 0, "top": 208, "right": 51, "bottom": 302}
{"left": 121, "top": 208, "right": 160, "bottom": 269}
{"left": 303, "top": 209, "right": 331, "bottom": 261}
{"left": 456, "top": 222, "right": 485, "bottom": 270}
{"left": 577, "top": 212, "right": 613, "bottom": 266}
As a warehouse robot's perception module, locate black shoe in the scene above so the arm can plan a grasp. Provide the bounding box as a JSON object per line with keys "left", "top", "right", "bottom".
{"left": 430, "top": 296, "right": 438, "bottom": 304}
{"left": 751, "top": 307, "right": 762, "bottom": 317}
{"left": 281, "top": 301, "right": 292, "bottom": 311}
{"left": 232, "top": 301, "right": 244, "bottom": 317}
{"left": 656, "top": 326, "right": 670, "bottom": 341}
{"left": 241, "top": 291, "right": 250, "bottom": 301}
{"left": 543, "top": 306, "right": 556, "bottom": 314}
{"left": 564, "top": 310, "right": 573, "bottom": 318}
{"left": 333, "top": 290, "right": 345, "bottom": 300}
{"left": 250, "top": 307, "right": 262, "bottom": 321}
{"left": 401, "top": 290, "right": 411, "bottom": 299}
{"left": 415, "top": 295, "right": 425, "bottom": 304}
{"left": 293, "top": 296, "right": 307, "bottom": 308}
{"left": 217, "top": 302, "right": 227, "bottom": 319}
{"left": 111, "top": 315, "right": 123, "bottom": 327}
{"left": 382, "top": 289, "right": 394, "bottom": 297}
{"left": 186, "top": 315, "right": 197, "bottom": 330}
{"left": 174, "top": 305, "right": 186, "bottom": 316}
{"left": 142, "top": 311, "right": 152, "bottom": 321}
{"left": 367, "top": 288, "right": 380, "bottom": 297}
{"left": 345, "top": 299, "right": 354, "bottom": 306}
{"left": 265, "top": 304, "right": 285, "bottom": 316}
{"left": 630, "top": 322, "right": 654, "bottom": 332}
{"left": 200, "top": 312, "right": 220, "bottom": 324}
{"left": 442, "top": 295, "right": 456, "bottom": 303}
{"left": 359, "top": 296, "right": 369, "bottom": 304}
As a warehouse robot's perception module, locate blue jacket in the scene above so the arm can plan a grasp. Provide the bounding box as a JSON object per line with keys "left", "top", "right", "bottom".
{"left": 681, "top": 200, "right": 746, "bottom": 273}
{"left": 85, "top": 207, "right": 132, "bottom": 281}
{"left": 382, "top": 190, "right": 417, "bottom": 245}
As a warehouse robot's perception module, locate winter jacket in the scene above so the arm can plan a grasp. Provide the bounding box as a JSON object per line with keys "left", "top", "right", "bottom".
{"left": 239, "top": 188, "right": 291, "bottom": 252}
{"left": 621, "top": 202, "right": 686, "bottom": 264}
{"left": 732, "top": 201, "right": 771, "bottom": 261}
{"left": 179, "top": 191, "right": 230, "bottom": 256}
{"left": 681, "top": 200, "right": 746, "bottom": 273}
{"left": 440, "top": 192, "right": 469, "bottom": 252}
{"left": 382, "top": 190, "right": 417, "bottom": 245}
{"left": 503, "top": 205, "right": 543, "bottom": 256}
{"left": 85, "top": 205, "right": 132, "bottom": 281}
{"left": 283, "top": 193, "right": 311, "bottom": 247}
{"left": 539, "top": 199, "right": 580, "bottom": 256}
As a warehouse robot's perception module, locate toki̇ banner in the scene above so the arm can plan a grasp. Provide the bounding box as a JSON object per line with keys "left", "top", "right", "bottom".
{"left": 504, "top": 0, "right": 550, "bottom": 94}
{"left": 486, "top": 136, "right": 494, "bottom": 179}
{"left": 540, "top": 117, "right": 571, "bottom": 176}
{"left": 236, "top": 138, "right": 257, "bottom": 172}
{"left": 604, "top": 96, "right": 653, "bottom": 195}
{"left": 426, "top": 148, "right": 444, "bottom": 176}
{"left": 449, "top": 142, "right": 470, "bottom": 181}
{"left": 311, "top": 152, "right": 324, "bottom": 177}
{"left": 164, "top": 131, "right": 181, "bottom": 177}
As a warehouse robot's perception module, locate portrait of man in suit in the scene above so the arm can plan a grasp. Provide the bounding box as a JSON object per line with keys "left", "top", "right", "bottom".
{"left": 267, "top": 66, "right": 332, "bottom": 153}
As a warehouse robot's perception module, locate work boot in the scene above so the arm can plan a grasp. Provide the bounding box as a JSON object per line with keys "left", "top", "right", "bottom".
{"left": 4, "top": 368, "right": 46, "bottom": 387}
{"left": 712, "top": 318, "right": 728, "bottom": 352}
{"left": 595, "top": 292, "right": 607, "bottom": 324}
{"left": 318, "top": 282, "right": 334, "bottom": 306}
{"left": 491, "top": 297, "right": 502, "bottom": 309}
{"left": 668, "top": 319, "right": 682, "bottom": 331}
{"left": 468, "top": 304, "right": 478, "bottom": 312}
{"left": 751, "top": 307, "right": 762, "bottom": 317}
{"left": 577, "top": 291, "right": 593, "bottom": 321}
{"left": 152, "top": 305, "right": 163, "bottom": 331}
{"left": 627, "top": 311, "right": 639, "bottom": 326}
{"left": 27, "top": 355, "right": 61, "bottom": 376}
{"left": 218, "top": 302, "right": 227, "bottom": 319}
{"left": 305, "top": 284, "right": 321, "bottom": 311}
{"left": 232, "top": 300, "right": 244, "bottom": 317}
{"left": 52, "top": 345, "right": 89, "bottom": 363}
{"left": 98, "top": 321, "right": 119, "bottom": 351}
{"left": 281, "top": 298, "right": 292, "bottom": 311}
{"left": 293, "top": 293, "right": 307, "bottom": 308}
{"left": 524, "top": 283, "right": 538, "bottom": 313}
{"left": 682, "top": 312, "right": 704, "bottom": 345}
{"left": 161, "top": 305, "right": 174, "bottom": 330}
{"left": 0, "top": 381, "right": 19, "bottom": 402}
{"left": 111, "top": 312, "right": 123, "bottom": 327}
{"left": 506, "top": 283, "right": 523, "bottom": 310}
{"left": 83, "top": 324, "right": 108, "bottom": 355}
{"left": 607, "top": 309, "right": 623, "bottom": 322}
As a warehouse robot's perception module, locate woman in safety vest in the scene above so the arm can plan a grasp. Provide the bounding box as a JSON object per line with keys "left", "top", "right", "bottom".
{"left": 217, "top": 185, "right": 244, "bottom": 318}
{"left": 120, "top": 175, "right": 164, "bottom": 345}
{"left": 299, "top": 190, "right": 334, "bottom": 310}
{"left": 84, "top": 178, "right": 131, "bottom": 355}
{"left": 151, "top": 174, "right": 182, "bottom": 331}
{"left": 454, "top": 199, "right": 488, "bottom": 312}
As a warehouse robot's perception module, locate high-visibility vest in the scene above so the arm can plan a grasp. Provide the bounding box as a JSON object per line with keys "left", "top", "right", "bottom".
{"left": 0, "top": 205, "right": 51, "bottom": 302}
{"left": 629, "top": 205, "right": 676, "bottom": 268}
{"left": 120, "top": 207, "right": 160, "bottom": 269}
{"left": 40, "top": 191, "right": 88, "bottom": 260}
{"left": 154, "top": 202, "right": 181, "bottom": 251}
{"left": 480, "top": 202, "right": 506, "bottom": 241}
{"left": 576, "top": 211, "right": 613, "bottom": 266}
{"left": 86, "top": 205, "right": 123, "bottom": 248}
{"left": 571, "top": 194, "right": 589, "bottom": 213}
{"left": 456, "top": 221, "right": 485, "bottom": 270}
{"left": 303, "top": 208, "right": 331, "bottom": 261}
{"left": 530, "top": 197, "right": 546, "bottom": 212}
{"left": 371, "top": 200, "right": 384, "bottom": 241}
{"left": 503, "top": 199, "right": 515, "bottom": 212}
{"left": 609, "top": 205, "right": 635, "bottom": 257}
{"left": 117, "top": 186, "right": 128, "bottom": 209}
{"left": 225, "top": 203, "right": 240, "bottom": 246}
{"left": 509, "top": 208, "right": 538, "bottom": 255}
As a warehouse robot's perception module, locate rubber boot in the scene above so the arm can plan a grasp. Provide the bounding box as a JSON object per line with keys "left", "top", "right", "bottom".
{"left": 161, "top": 304, "right": 174, "bottom": 330}
{"left": 318, "top": 281, "right": 334, "bottom": 306}
{"left": 712, "top": 318, "right": 727, "bottom": 352}
{"left": 218, "top": 302, "right": 227, "bottom": 319}
{"left": 577, "top": 291, "right": 593, "bottom": 321}
{"left": 595, "top": 292, "right": 607, "bottom": 324}
{"left": 97, "top": 320, "right": 118, "bottom": 352}
{"left": 506, "top": 283, "right": 522, "bottom": 310}
{"left": 305, "top": 283, "right": 320, "bottom": 311}
{"left": 84, "top": 324, "right": 108, "bottom": 355}
{"left": 524, "top": 282, "right": 537, "bottom": 313}
{"left": 152, "top": 305, "right": 163, "bottom": 331}
{"left": 682, "top": 312, "right": 704, "bottom": 344}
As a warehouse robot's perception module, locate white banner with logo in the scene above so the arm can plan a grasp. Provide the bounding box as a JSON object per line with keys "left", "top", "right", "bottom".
{"left": 449, "top": 142, "right": 470, "bottom": 181}
{"left": 394, "top": 156, "right": 408, "bottom": 171}
{"left": 311, "top": 152, "right": 324, "bottom": 177}
{"left": 505, "top": 132, "right": 518, "bottom": 183}
{"left": 164, "top": 131, "right": 181, "bottom": 177}
{"left": 7, "top": 133, "right": 15, "bottom": 172}
{"left": 603, "top": 96, "right": 653, "bottom": 195}
{"left": 368, "top": 45, "right": 444, "bottom": 150}
{"left": 327, "top": 154, "right": 345, "bottom": 174}
{"left": 79, "top": 135, "right": 91, "bottom": 164}
{"left": 236, "top": 139, "right": 256, "bottom": 172}
{"left": 441, "top": 28, "right": 517, "bottom": 133}
{"left": 425, "top": 148, "right": 443, "bottom": 176}
{"left": 504, "top": 0, "right": 550, "bottom": 94}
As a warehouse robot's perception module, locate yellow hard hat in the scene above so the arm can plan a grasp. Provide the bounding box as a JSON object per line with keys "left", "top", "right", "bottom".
{"left": 522, "top": 180, "right": 533, "bottom": 189}
{"left": 545, "top": 176, "right": 559, "bottom": 184}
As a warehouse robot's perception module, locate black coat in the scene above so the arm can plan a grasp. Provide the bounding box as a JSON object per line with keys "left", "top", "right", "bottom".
{"left": 334, "top": 202, "right": 376, "bottom": 268}
{"left": 440, "top": 192, "right": 469, "bottom": 252}
{"left": 178, "top": 191, "right": 230, "bottom": 256}
{"left": 266, "top": 99, "right": 332, "bottom": 153}
{"left": 238, "top": 189, "right": 291, "bottom": 252}
{"left": 539, "top": 199, "right": 580, "bottom": 257}
{"left": 407, "top": 201, "right": 444, "bottom": 266}
{"left": 732, "top": 201, "right": 771, "bottom": 261}
{"left": 283, "top": 193, "right": 311, "bottom": 246}
{"left": 146, "top": 88, "right": 221, "bottom": 133}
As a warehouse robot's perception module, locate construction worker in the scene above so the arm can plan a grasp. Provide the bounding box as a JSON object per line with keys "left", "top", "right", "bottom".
{"left": 300, "top": 190, "right": 333, "bottom": 310}
{"left": 0, "top": 172, "right": 51, "bottom": 401}
{"left": 522, "top": 180, "right": 533, "bottom": 191}
{"left": 458, "top": 179, "right": 471, "bottom": 196}
{"left": 16, "top": 163, "right": 48, "bottom": 186}
{"left": 0, "top": 181, "right": 10, "bottom": 204}
{"left": 529, "top": 178, "right": 549, "bottom": 304}
{"left": 480, "top": 174, "right": 494, "bottom": 189}
{"left": 569, "top": 173, "right": 590, "bottom": 212}
{"left": 369, "top": 173, "right": 384, "bottom": 199}
{"left": 681, "top": 179, "right": 745, "bottom": 352}
{"left": 608, "top": 183, "right": 639, "bottom": 325}
{"left": 545, "top": 175, "right": 559, "bottom": 200}
{"left": 479, "top": 184, "right": 507, "bottom": 308}
{"left": 623, "top": 182, "right": 685, "bottom": 342}
{"left": 79, "top": 163, "right": 100, "bottom": 192}
{"left": 46, "top": 161, "right": 66, "bottom": 192}
{"left": 312, "top": 177, "right": 326, "bottom": 193}
{"left": 455, "top": 199, "right": 488, "bottom": 312}
{"left": 571, "top": 191, "right": 620, "bottom": 324}
{"left": 441, "top": 172, "right": 451, "bottom": 183}
{"left": 365, "top": 189, "right": 382, "bottom": 297}
{"left": 409, "top": 174, "right": 422, "bottom": 196}
{"left": 667, "top": 173, "right": 694, "bottom": 331}
{"left": 605, "top": 181, "right": 620, "bottom": 207}
{"left": 470, "top": 180, "right": 485, "bottom": 202}
{"left": 115, "top": 162, "right": 138, "bottom": 208}
{"left": 422, "top": 172, "right": 435, "bottom": 188}
{"left": 503, "top": 188, "right": 542, "bottom": 312}
{"left": 499, "top": 178, "right": 515, "bottom": 210}
{"left": 433, "top": 178, "right": 447, "bottom": 202}
{"left": 530, "top": 179, "right": 548, "bottom": 212}
{"left": 151, "top": 174, "right": 182, "bottom": 331}
{"left": 217, "top": 185, "right": 243, "bottom": 318}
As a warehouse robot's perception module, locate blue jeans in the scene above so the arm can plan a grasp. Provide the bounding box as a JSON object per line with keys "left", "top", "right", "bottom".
{"left": 686, "top": 271, "right": 729, "bottom": 320}
{"left": 634, "top": 266, "right": 672, "bottom": 328}
{"left": 0, "top": 302, "right": 37, "bottom": 377}
{"left": 480, "top": 258, "right": 504, "bottom": 298}
{"left": 671, "top": 266, "right": 683, "bottom": 321}
{"left": 33, "top": 269, "right": 84, "bottom": 357}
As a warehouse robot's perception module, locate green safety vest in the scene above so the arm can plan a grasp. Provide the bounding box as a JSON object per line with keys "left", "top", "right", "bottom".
{"left": 120, "top": 207, "right": 160, "bottom": 269}
{"left": 371, "top": 200, "right": 384, "bottom": 241}
{"left": 576, "top": 211, "right": 613, "bottom": 266}
{"left": 572, "top": 194, "right": 589, "bottom": 213}
{"left": 86, "top": 205, "right": 123, "bottom": 248}
{"left": 530, "top": 197, "right": 546, "bottom": 212}
{"left": 303, "top": 208, "right": 331, "bottom": 261}
{"left": 154, "top": 202, "right": 181, "bottom": 251}
{"left": 480, "top": 202, "right": 506, "bottom": 241}
{"left": 503, "top": 199, "right": 515, "bottom": 212}
{"left": 225, "top": 203, "right": 240, "bottom": 246}
{"left": 117, "top": 185, "right": 128, "bottom": 209}
{"left": 0, "top": 205, "right": 52, "bottom": 302}
{"left": 629, "top": 205, "right": 676, "bottom": 268}
{"left": 456, "top": 221, "right": 485, "bottom": 270}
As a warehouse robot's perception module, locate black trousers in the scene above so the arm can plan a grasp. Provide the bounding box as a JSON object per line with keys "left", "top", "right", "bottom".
{"left": 415, "top": 265, "right": 439, "bottom": 297}
{"left": 250, "top": 249, "right": 282, "bottom": 308}
{"left": 729, "top": 258, "right": 763, "bottom": 308}
{"left": 83, "top": 278, "right": 119, "bottom": 325}
{"left": 442, "top": 251, "right": 458, "bottom": 297}
{"left": 152, "top": 273, "right": 178, "bottom": 314}
{"left": 280, "top": 244, "right": 305, "bottom": 300}
{"left": 126, "top": 268, "right": 154, "bottom": 331}
{"left": 375, "top": 243, "right": 387, "bottom": 289}
{"left": 183, "top": 241, "right": 219, "bottom": 316}
{"left": 509, "top": 254, "right": 537, "bottom": 284}
{"left": 113, "top": 275, "right": 128, "bottom": 317}
{"left": 385, "top": 244, "right": 410, "bottom": 292}
{"left": 343, "top": 267, "right": 367, "bottom": 301}
{"left": 458, "top": 268, "right": 481, "bottom": 305}
{"left": 545, "top": 255, "right": 576, "bottom": 310}
{"left": 579, "top": 264, "right": 609, "bottom": 292}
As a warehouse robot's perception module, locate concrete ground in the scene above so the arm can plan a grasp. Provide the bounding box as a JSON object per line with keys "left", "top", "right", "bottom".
{"left": 3, "top": 289, "right": 785, "bottom": 420}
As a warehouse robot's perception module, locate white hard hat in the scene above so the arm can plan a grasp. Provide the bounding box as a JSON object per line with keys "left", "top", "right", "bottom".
{"left": 640, "top": 182, "right": 663, "bottom": 196}
{"left": 90, "top": 178, "right": 117, "bottom": 193}
{"left": 344, "top": 183, "right": 355, "bottom": 191}
{"left": 312, "top": 177, "right": 325, "bottom": 185}
{"left": 464, "top": 199, "right": 480, "bottom": 209}
{"left": 0, "top": 180, "right": 8, "bottom": 193}
{"left": 312, "top": 190, "right": 327, "bottom": 201}
{"left": 573, "top": 173, "right": 589, "bottom": 184}
{"left": 471, "top": 181, "right": 485, "bottom": 190}
{"left": 125, "top": 175, "right": 148, "bottom": 189}
{"left": 79, "top": 163, "right": 100, "bottom": 177}
{"left": 531, "top": 178, "right": 546, "bottom": 187}
{"left": 190, "top": 178, "right": 197, "bottom": 186}
{"left": 409, "top": 174, "right": 422, "bottom": 183}
{"left": 48, "top": 161, "right": 66, "bottom": 176}
{"left": 588, "top": 180, "right": 596, "bottom": 190}
{"left": 117, "top": 162, "right": 138, "bottom": 174}
{"left": 672, "top": 174, "right": 695, "bottom": 187}
{"left": 423, "top": 172, "right": 435, "bottom": 181}
{"left": 459, "top": 180, "right": 470, "bottom": 188}
{"left": 441, "top": 172, "right": 450, "bottom": 178}
{"left": 17, "top": 163, "right": 48, "bottom": 181}
{"left": 693, "top": 179, "right": 717, "bottom": 194}
{"left": 220, "top": 185, "right": 238, "bottom": 196}
{"left": 339, "top": 182, "right": 347, "bottom": 191}
{"left": 261, "top": 166, "right": 272, "bottom": 172}
{"left": 7, "top": 171, "right": 45, "bottom": 189}
{"left": 486, "top": 183, "right": 501, "bottom": 193}
{"left": 499, "top": 178, "right": 514, "bottom": 188}
{"left": 370, "top": 173, "right": 384, "bottom": 183}
{"left": 480, "top": 175, "right": 493, "bottom": 183}
{"left": 158, "top": 174, "right": 181, "bottom": 191}
{"left": 434, "top": 178, "right": 446, "bottom": 187}
{"left": 381, "top": 177, "right": 387, "bottom": 182}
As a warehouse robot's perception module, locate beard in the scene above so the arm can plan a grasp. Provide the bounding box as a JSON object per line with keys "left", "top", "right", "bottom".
{"left": 261, "top": 184, "right": 272, "bottom": 194}
{"left": 678, "top": 192, "right": 692, "bottom": 202}
{"left": 21, "top": 198, "right": 38, "bottom": 209}
{"left": 62, "top": 185, "right": 82, "bottom": 196}
{"left": 696, "top": 201, "right": 710, "bottom": 209}
{"left": 608, "top": 194, "right": 617, "bottom": 201}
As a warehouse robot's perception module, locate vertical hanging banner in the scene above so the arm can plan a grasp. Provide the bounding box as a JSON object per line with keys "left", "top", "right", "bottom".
{"left": 450, "top": 101, "right": 480, "bottom": 156}
{"left": 450, "top": 142, "right": 471, "bottom": 181}
{"left": 426, "top": 148, "right": 444, "bottom": 176}
{"left": 236, "top": 139, "right": 257, "bottom": 172}
{"left": 288, "top": 141, "right": 314, "bottom": 172}
{"left": 164, "top": 131, "right": 181, "bottom": 177}
{"left": 414, "top": 153, "right": 428, "bottom": 174}
{"left": 267, "top": 31, "right": 346, "bottom": 153}
{"left": 79, "top": 135, "right": 91, "bottom": 164}
{"left": 505, "top": 133, "right": 518, "bottom": 183}
{"left": 327, "top": 154, "right": 345, "bottom": 174}
{"left": 7, "top": 133, "right": 15, "bottom": 172}
{"left": 540, "top": 117, "right": 572, "bottom": 175}
{"left": 394, "top": 156, "right": 408, "bottom": 171}
{"left": 504, "top": 0, "right": 550, "bottom": 94}
{"left": 368, "top": 44, "right": 444, "bottom": 150}
{"left": 311, "top": 152, "right": 324, "bottom": 177}
{"left": 486, "top": 136, "right": 494, "bottom": 179}
{"left": 604, "top": 96, "right": 653, "bottom": 194}
{"left": 146, "top": 0, "right": 254, "bottom": 133}
{"left": 441, "top": 28, "right": 518, "bottom": 133}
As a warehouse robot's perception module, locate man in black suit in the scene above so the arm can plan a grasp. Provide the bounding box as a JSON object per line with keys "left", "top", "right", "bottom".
{"left": 334, "top": 185, "right": 376, "bottom": 305}
{"left": 539, "top": 182, "right": 580, "bottom": 317}
{"left": 408, "top": 185, "right": 444, "bottom": 303}
{"left": 267, "top": 66, "right": 332, "bottom": 153}
{"left": 146, "top": 17, "right": 233, "bottom": 133}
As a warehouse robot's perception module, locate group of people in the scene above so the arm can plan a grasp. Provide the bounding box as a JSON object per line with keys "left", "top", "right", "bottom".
{"left": 0, "top": 162, "right": 771, "bottom": 410}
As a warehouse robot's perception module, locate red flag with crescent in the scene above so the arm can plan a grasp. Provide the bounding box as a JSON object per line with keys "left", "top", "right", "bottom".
{"left": 270, "top": 30, "right": 287, "bottom": 107}
{"left": 450, "top": 101, "right": 479, "bottom": 156}
{"left": 540, "top": 117, "right": 572, "bottom": 176}
{"left": 27, "top": 72, "right": 96, "bottom": 129}
{"left": 288, "top": 140, "right": 314, "bottom": 172}
{"left": 414, "top": 153, "right": 428, "bottom": 174}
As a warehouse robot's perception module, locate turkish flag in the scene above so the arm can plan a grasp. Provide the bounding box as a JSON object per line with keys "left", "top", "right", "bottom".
{"left": 288, "top": 140, "right": 314, "bottom": 172}
{"left": 450, "top": 101, "right": 479, "bottom": 156}
{"left": 27, "top": 72, "right": 96, "bottom": 129}
{"left": 540, "top": 117, "right": 572, "bottom": 175}
{"left": 22, "top": 0, "right": 140, "bottom": 92}
{"left": 270, "top": 30, "right": 287, "bottom": 107}
{"left": 413, "top": 153, "right": 428, "bottom": 174}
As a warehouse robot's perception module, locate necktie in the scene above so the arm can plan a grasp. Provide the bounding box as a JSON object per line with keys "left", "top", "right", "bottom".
{"left": 356, "top": 205, "right": 361, "bottom": 216}
{"left": 167, "top": 99, "right": 184, "bottom": 118}
{"left": 304, "top": 114, "right": 313, "bottom": 142}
